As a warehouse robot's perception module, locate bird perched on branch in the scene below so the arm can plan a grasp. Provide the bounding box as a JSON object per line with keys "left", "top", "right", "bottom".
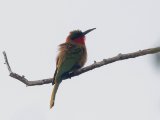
{"left": 50, "top": 28, "right": 96, "bottom": 109}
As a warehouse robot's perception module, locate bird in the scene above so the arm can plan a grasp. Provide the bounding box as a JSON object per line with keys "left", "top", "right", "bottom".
{"left": 50, "top": 28, "right": 96, "bottom": 109}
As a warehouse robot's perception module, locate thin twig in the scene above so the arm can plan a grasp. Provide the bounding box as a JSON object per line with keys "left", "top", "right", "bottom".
{"left": 3, "top": 51, "right": 12, "bottom": 73}
{"left": 3, "top": 47, "right": 160, "bottom": 86}
{"left": 3, "top": 51, "right": 52, "bottom": 86}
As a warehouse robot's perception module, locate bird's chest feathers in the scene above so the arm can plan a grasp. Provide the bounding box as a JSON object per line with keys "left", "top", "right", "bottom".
{"left": 58, "top": 42, "right": 87, "bottom": 67}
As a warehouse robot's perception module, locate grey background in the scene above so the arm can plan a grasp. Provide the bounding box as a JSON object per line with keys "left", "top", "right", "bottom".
{"left": 0, "top": 0, "right": 160, "bottom": 120}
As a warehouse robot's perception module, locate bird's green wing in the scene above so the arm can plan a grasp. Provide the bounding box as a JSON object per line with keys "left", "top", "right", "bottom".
{"left": 55, "top": 45, "right": 83, "bottom": 83}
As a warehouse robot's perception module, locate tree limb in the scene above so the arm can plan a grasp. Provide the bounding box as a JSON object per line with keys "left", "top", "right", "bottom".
{"left": 3, "top": 47, "right": 160, "bottom": 86}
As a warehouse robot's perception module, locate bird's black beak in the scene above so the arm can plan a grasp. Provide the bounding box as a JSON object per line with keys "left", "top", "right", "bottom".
{"left": 83, "top": 28, "right": 96, "bottom": 36}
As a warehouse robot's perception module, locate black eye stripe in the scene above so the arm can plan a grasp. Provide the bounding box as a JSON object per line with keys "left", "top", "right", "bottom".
{"left": 70, "top": 31, "right": 83, "bottom": 40}
{"left": 71, "top": 34, "right": 81, "bottom": 39}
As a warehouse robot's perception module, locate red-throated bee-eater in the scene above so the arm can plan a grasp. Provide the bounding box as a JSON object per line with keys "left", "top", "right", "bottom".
{"left": 50, "top": 28, "right": 96, "bottom": 109}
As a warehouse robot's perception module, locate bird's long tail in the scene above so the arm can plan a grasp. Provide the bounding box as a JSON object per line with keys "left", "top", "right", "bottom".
{"left": 50, "top": 82, "right": 60, "bottom": 109}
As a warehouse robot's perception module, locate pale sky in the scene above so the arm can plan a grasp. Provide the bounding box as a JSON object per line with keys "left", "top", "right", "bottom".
{"left": 0, "top": 0, "right": 160, "bottom": 120}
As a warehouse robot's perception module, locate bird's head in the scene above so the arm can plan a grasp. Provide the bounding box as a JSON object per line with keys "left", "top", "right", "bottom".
{"left": 66, "top": 28, "right": 96, "bottom": 45}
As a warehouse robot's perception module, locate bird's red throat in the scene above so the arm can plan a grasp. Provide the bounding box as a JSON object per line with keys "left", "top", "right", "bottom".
{"left": 73, "top": 36, "right": 85, "bottom": 45}
{"left": 66, "top": 36, "right": 85, "bottom": 45}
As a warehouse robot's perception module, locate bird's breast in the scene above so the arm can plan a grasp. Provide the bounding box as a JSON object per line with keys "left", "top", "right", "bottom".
{"left": 78, "top": 46, "right": 87, "bottom": 67}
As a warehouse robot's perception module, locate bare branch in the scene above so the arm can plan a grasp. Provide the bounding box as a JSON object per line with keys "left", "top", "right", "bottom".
{"left": 3, "top": 47, "right": 160, "bottom": 86}
{"left": 3, "top": 51, "right": 52, "bottom": 86}
{"left": 3, "top": 51, "right": 12, "bottom": 73}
